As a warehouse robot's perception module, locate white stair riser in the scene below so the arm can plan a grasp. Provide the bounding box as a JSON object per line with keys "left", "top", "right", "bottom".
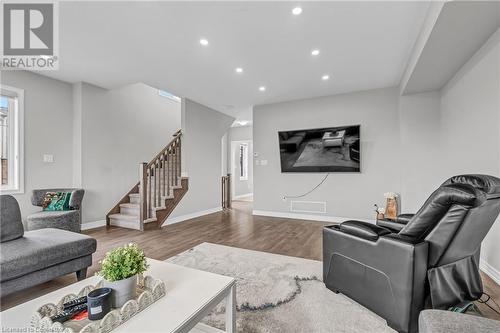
{"left": 129, "top": 194, "right": 173, "bottom": 203}
{"left": 109, "top": 218, "right": 141, "bottom": 230}
{"left": 126, "top": 198, "right": 175, "bottom": 212}
{"left": 129, "top": 195, "right": 140, "bottom": 204}
{"left": 119, "top": 206, "right": 162, "bottom": 217}
{"left": 140, "top": 184, "right": 179, "bottom": 192}
{"left": 142, "top": 177, "right": 182, "bottom": 184}
{"left": 120, "top": 206, "right": 139, "bottom": 216}
{"left": 138, "top": 187, "right": 181, "bottom": 194}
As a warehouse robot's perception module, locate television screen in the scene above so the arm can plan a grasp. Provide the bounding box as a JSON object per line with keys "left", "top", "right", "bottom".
{"left": 278, "top": 125, "right": 360, "bottom": 173}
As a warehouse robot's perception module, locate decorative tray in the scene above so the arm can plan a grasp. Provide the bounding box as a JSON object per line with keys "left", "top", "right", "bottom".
{"left": 31, "top": 275, "right": 166, "bottom": 333}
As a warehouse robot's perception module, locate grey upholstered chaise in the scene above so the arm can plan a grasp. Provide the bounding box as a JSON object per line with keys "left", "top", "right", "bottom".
{"left": 0, "top": 195, "right": 96, "bottom": 297}
{"left": 419, "top": 310, "right": 500, "bottom": 333}
{"left": 27, "top": 188, "right": 84, "bottom": 233}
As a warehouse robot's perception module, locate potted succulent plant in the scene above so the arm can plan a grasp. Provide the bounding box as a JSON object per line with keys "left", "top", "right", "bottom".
{"left": 98, "top": 243, "right": 149, "bottom": 307}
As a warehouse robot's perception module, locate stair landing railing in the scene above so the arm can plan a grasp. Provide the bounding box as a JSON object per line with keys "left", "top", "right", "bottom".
{"left": 139, "top": 130, "right": 182, "bottom": 229}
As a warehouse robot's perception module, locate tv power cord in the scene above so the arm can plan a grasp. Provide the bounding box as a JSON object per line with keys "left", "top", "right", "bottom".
{"left": 282, "top": 173, "right": 330, "bottom": 200}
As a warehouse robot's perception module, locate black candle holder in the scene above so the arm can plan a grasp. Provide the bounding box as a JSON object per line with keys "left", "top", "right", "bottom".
{"left": 87, "top": 287, "right": 112, "bottom": 320}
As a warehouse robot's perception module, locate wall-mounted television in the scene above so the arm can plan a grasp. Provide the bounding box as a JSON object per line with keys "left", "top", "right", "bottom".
{"left": 278, "top": 125, "right": 360, "bottom": 173}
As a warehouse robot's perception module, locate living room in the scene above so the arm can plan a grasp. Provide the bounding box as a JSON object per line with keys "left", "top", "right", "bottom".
{"left": 1, "top": 1, "right": 500, "bottom": 333}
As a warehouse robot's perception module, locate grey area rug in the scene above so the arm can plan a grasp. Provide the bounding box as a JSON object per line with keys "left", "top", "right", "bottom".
{"left": 166, "top": 243, "right": 395, "bottom": 333}
{"left": 293, "top": 138, "right": 359, "bottom": 168}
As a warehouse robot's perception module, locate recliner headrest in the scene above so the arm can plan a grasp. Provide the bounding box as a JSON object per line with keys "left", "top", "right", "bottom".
{"left": 442, "top": 174, "right": 500, "bottom": 197}
{"left": 399, "top": 183, "right": 486, "bottom": 239}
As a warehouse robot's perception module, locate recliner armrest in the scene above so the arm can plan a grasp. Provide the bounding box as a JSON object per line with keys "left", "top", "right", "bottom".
{"left": 396, "top": 214, "right": 414, "bottom": 224}
{"left": 339, "top": 220, "right": 392, "bottom": 241}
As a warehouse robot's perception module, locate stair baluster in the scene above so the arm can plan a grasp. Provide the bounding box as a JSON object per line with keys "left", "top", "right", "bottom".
{"left": 170, "top": 147, "right": 174, "bottom": 190}
{"left": 178, "top": 138, "right": 182, "bottom": 185}
{"left": 139, "top": 163, "right": 147, "bottom": 231}
{"left": 175, "top": 141, "right": 181, "bottom": 186}
{"left": 156, "top": 161, "right": 160, "bottom": 207}
{"left": 166, "top": 149, "right": 170, "bottom": 195}
{"left": 161, "top": 154, "right": 165, "bottom": 198}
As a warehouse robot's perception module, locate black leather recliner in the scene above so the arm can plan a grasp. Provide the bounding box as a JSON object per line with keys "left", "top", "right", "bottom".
{"left": 323, "top": 175, "right": 500, "bottom": 333}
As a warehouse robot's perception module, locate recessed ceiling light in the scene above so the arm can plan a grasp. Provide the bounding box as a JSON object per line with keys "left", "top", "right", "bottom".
{"left": 322, "top": 75, "right": 330, "bottom": 81}
{"left": 235, "top": 67, "right": 243, "bottom": 73}
{"left": 292, "top": 7, "right": 303, "bottom": 15}
{"left": 199, "top": 39, "right": 209, "bottom": 46}
{"left": 259, "top": 86, "right": 266, "bottom": 92}
{"left": 311, "top": 49, "right": 320, "bottom": 56}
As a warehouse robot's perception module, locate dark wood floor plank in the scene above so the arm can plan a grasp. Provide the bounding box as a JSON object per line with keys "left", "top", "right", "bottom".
{"left": 1, "top": 200, "right": 499, "bottom": 321}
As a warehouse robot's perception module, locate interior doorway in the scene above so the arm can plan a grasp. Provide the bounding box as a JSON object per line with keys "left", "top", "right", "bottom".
{"left": 230, "top": 140, "right": 253, "bottom": 202}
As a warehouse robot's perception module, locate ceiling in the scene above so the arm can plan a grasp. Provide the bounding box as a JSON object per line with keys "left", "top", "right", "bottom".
{"left": 402, "top": 1, "right": 500, "bottom": 94}
{"left": 39, "top": 1, "right": 430, "bottom": 116}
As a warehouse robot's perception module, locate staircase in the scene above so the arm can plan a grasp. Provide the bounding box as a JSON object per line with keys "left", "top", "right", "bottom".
{"left": 106, "top": 130, "right": 188, "bottom": 230}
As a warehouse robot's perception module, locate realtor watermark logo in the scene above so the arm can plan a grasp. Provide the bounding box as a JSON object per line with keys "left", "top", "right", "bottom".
{"left": 1, "top": 0, "right": 59, "bottom": 70}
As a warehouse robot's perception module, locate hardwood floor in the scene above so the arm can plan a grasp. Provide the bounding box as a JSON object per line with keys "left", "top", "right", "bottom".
{"left": 2, "top": 200, "right": 500, "bottom": 321}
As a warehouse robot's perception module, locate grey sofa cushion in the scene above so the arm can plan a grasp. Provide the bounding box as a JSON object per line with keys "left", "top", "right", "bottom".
{"left": 27, "top": 210, "right": 80, "bottom": 233}
{"left": 419, "top": 310, "right": 500, "bottom": 333}
{"left": 0, "top": 195, "right": 24, "bottom": 242}
{"left": 0, "top": 228, "right": 97, "bottom": 282}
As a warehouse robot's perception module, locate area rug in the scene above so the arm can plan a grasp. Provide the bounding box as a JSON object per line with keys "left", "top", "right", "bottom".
{"left": 166, "top": 243, "right": 394, "bottom": 333}
{"left": 293, "top": 138, "right": 359, "bottom": 168}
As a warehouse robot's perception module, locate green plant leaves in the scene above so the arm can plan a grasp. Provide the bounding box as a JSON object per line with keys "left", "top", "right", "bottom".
{"left": 98, "top": 243, "right": 149, "bottom": 281}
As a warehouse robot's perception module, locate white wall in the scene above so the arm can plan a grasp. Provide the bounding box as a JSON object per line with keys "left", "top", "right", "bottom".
{"left": 253, "top": 88, "right": 402, "bottom": 220}
{"left": 221, "top": 133, "right": 228, "bottom": 175}
{"left": 398, "top": 91, "right": 442, "bottom": 212}
{"left": 1, "top": 71, "right": 74, "bottom": 220}
{"left": 168, "top": 99, "right": 234, "bottom": 221}
{"left": 76, "top": 82, "right": 181, "bottom": 224}
{"left": 228, "top": 126, "right": 253, "bottom": 198}
{"left": 438, "top": 29, "right": 500, "bottom": 280}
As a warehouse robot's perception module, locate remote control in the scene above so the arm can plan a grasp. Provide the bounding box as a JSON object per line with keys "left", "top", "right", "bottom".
{"left": 50, "top": 304, "right": 87, "bottom": 323}
{"left": 63, "top": 296, "right": 87, "bottom": 310}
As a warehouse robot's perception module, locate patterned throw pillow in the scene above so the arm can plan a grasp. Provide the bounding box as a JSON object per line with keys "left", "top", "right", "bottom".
{"left": 43, "top": 192, "right": 72, "bottom": 211}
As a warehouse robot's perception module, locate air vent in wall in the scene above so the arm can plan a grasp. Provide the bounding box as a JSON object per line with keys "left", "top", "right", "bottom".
{"left": 290, "top": 201, "right": 326, "bottom": 214}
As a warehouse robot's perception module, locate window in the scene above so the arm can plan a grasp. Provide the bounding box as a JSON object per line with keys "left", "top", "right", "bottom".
{"left": 0, "top": 85, "right": 24, "bottom": 193}
{"left": 239, "top": 143, "right": 248, "bottom": 181}
{"left": 158, "top": 89, "right": 181, "bottom": 103}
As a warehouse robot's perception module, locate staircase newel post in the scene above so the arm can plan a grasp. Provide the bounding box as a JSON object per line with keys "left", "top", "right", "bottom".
{"left": 139, "top": 162, "right": 148, "bottom": 231}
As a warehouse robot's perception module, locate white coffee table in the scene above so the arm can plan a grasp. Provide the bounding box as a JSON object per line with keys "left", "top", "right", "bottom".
{"left": 0, "top": 258, "right": 236, "bottom": 333}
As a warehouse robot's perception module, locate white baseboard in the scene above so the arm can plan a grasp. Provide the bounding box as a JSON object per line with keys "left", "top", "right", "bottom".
{"left": 81, "top": 219, "right": 106, "bottom": 230}
{"left": 166, "top": 207, "right": 222, "bottom": 225}
{"left": 480, "top": 259, "right": 500, "bottom": 285}
{"left": 252, "top": 210, "right": 374, "bottom": 224}
{"left": 233, "top": 193, "right": 253, "bottom": 200}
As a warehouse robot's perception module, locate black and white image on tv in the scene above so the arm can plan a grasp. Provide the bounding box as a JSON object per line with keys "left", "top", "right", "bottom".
{"left": 278, "top": 125, "right": 360, "bottom": 173}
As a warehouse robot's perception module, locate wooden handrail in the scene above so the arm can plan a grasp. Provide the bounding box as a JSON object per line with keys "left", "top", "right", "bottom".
{"left": 147, "top": 130, "right": 182, "bottom": 168}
